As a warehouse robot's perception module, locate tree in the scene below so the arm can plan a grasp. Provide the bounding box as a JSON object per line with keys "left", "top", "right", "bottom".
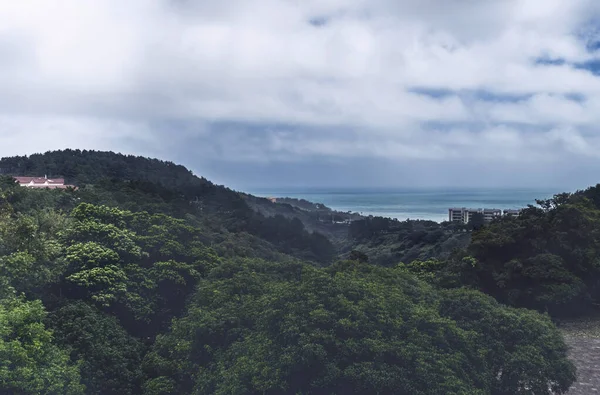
{"left": 48, "top": 302, "right": 144, "bottom": 395}
{"left": 349, "top": 250, "right": 369, "bottom": 263}
{"left": 440, "top": 288, "right": 575, "bottom": 394}
{"left": 468, "top": 212, "right": 485, "bottom": 230}
{"left": 0, "top": 209, "right": 70, "bottom": 297}
{"left": 0, "top": 296, "right": 84, "bottom": 394}
{"left": 0, "top": 150, "right": 585, "bottom": 394}
{"left": 0, "top": 150, "right": 335, "bottom": 263}
{"left": 451, "top": 189, "right": 600, "bottom": 316}
{"left": 143, "top": 259, "right": 574, "bottom": 395}
{"left": 55, "top": 203, "right": 219, "bottom": 337}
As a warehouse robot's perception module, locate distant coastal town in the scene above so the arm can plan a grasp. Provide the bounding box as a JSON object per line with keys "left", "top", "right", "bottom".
{"left": 448, "top": 207, "right": 522, "bottom": 224}
{"left": 267, "top": 196, "right": 526, "bottom": 224}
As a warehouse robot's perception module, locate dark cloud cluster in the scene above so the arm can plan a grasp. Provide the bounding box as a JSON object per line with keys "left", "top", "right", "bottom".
{"left": 2, "top": 1, "right": 600, "bottom": 188}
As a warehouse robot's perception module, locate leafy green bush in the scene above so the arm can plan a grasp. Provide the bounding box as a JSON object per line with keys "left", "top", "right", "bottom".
{"left": 144, "top": 260, "right": 574, "bottom": 395}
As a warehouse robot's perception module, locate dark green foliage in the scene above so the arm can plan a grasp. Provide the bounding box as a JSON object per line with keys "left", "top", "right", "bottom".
{"left": 440, "top": 289, "right": 575, "bottom": 395}
{"left": 0, "top": 176, "right": 17, "bottom": 190}
{"left": 273, "top": 197, "right": 331, "bottom": 211}
{"left": 349, "top": 249, "right": 369, "bottom": 263}
{"left": 48, "top": 302, "right": 144, "bottom": 395}
{"left": 349, "top": 216, "right": 393, "bottom": 239}
{"left": 0, "top": 151, "right": 336, "bottom": 264}
{"left": 0, "top": 151, "right": 581, "bottom": 394}
{"left": 443, "top": 186, "right": 600, "bottom": 316}
{"left": 144, "top": 260, "right": 574, "bottom": 395}
{"left": 0, "top": 150, "right": 211, "bottom": 192}
{"left": 347, "top": 217, "right": 470, "bottom": 267}
{"left": 247, "top": 214, "right": 335, "bottom": 264}
{"left": 243, "top": 194, "right": 359, "bottom": 245}
{"left": 467, "top": 212, "right": 485, "bottom": 230}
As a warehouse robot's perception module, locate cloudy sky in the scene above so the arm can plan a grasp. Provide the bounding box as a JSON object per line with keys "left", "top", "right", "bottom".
{"left": 3, "top": 0, "right": 600, "bottom": 190}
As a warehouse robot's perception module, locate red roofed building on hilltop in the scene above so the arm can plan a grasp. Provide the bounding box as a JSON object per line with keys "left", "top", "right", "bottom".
{"left": 14, "top": 176, "right": 75, "bottom": 189}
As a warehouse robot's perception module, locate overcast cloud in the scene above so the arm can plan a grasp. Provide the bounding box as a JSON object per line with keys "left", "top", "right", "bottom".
{"left": 2, "top": 0, "right": 600, "bottom": 189}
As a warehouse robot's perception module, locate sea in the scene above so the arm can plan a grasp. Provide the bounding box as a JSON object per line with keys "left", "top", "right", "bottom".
{"left": 248, "top": 187, "right": 568, "bottom": 223}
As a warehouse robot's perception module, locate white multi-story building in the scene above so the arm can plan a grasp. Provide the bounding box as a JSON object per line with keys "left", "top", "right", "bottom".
{"left": 448, "top": 207, "right": 466, "bottom": 222}
{"left": 449, "top": 207, "right": 510, "bottom": 224}
{"left": 483, "top": 208, "right": 502, "bottom": 222}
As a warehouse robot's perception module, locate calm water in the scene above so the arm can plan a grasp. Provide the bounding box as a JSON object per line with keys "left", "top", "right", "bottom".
{"left": 249, "top": 188, "right": 566, "bottom": 223}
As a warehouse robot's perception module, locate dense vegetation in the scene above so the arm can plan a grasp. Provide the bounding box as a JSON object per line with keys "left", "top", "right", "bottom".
{"left": 0, "top": 150, "right": 579, "bottom": 394}
{"left": 424, "top": 187, "right": 600, "bottom": 318}
{"left": 243, "top": 194, "right": 361, "bottom": 244}
{"left": 346, "top": 216, "right": 471, "bottom": 266}
{"left": 270, "top": 197, "right": 331, "bottom": 211}
{"left": 0, "top": 150, "right": 335, "bottom": 264}
{"left": 144, "top": 260, "right": 574, "bottom": 395}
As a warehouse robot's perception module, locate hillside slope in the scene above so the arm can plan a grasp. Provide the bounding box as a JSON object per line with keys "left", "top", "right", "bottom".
{"left": 2, "top": 150, "right": 464, "bottom": 266}
{"left": 0, "top": 150, "right": 578, "bottom": 394}
{"left": 0, "top": 150, "right": 335, "bottom": 264}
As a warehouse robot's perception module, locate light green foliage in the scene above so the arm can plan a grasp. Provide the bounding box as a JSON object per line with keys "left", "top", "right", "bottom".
{"left": 64, "top": 218, "right": 142, "bottom": 260}
{"left": 1, "top": 252, "right": 36, "bottom": 283}
{"left": 66, "top": 242, "right": 120, "bottom": 267}
{"left": 63, "top": 240, "right": 129, "bottom": 307}
{"left": 67, "top": 264, "right": 128, "bottom": 306}
{"left": 0, "top": 209, "right": 69, "bottom": 295}
{"left": 71, "top": 203, "right": 128, "bottom": 227}
{"left": 0, "top": 296, "right": 84, "bottom": 394}
{"left": 60, "top": 203, "right": 219, "bottom": 331}
{"left": 0, "top": 196, "right": 221, "bottom": 392}
{"left": 398, "top": 258, "right": 446, "bottom": 282}
{"left": 64, "top": 242, "right": 126, "bottom": 306}
{"left": 151, "top": 260, "right": 201, "bottom": 286}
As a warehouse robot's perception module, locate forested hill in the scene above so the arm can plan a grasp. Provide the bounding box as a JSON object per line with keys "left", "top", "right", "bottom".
{"left": 0, "top": 149, "right": 210, "bottom": 189}
{"left": 0, "top": 150, "right": 336, "bottom": 264}
{"left": 0, "top": 150, "right": 244, "bottom": 218}
{"left": 0, "top": 150, "right": 366, "bottom": 246}
{"left": 242, "top": 193, "right": 362, "bottom": 243}
{"left": 343, "top": 217, "right": 472, "bottom": 267}
{"left": 0, "top": 150, "right": 462, "bottom": 256}
{"left": 0, "top": 150, "right": 581, "bottom": 394}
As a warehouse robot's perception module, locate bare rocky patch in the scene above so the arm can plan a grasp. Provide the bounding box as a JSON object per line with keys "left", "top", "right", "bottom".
{"left": 559, "top": 317, "right": 600, "bottom": 394}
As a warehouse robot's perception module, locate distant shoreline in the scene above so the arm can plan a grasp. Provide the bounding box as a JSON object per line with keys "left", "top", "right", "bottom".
{"left": 248, "top": 187, "right": 562, "bottom": 223}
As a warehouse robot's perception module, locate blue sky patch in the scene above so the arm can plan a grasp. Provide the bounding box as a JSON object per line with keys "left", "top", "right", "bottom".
{"left": 410, "top": 87, "right": 531, "bottom": 103}
{"left": 574, "top": 59, "right": 600, "bottom": 75}
{"left": 309, "top": 17, "right": 328, "bottom": 27}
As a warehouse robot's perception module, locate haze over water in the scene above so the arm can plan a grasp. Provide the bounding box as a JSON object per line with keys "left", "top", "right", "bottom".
{"left": 251, "top": 187, "right": 566, "bottom": 222}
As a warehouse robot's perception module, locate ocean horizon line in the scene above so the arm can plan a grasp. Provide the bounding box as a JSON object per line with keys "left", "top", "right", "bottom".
{"left": 247, "top": 186, "right": 575, "bottom": 195}
{"left": 245, "top": 187, "right": 565, "bottom": 223}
